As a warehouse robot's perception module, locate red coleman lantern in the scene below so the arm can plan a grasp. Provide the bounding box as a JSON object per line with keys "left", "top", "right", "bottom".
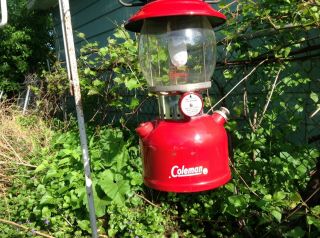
{"left": 125, "top": 0, "right": 231, "bottom": 192}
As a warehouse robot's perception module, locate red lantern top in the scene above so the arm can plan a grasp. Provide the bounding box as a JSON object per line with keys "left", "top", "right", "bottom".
{"left": 125, "top": 0, "right": 226, "bottom": 32}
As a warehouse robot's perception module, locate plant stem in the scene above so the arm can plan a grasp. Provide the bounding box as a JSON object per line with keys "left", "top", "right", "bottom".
{"left": 0, "top": 218, "right": 54, "bottom": 238}
{"left": 207, "top": 59, "right": 267, "bottom": 113}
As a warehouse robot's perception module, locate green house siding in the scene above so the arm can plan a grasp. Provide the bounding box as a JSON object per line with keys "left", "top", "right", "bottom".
{"left": 52, "top": 0, "right": 138, "bottom": 60}
{"left": 34, "top": 0, "right": 319, "bottom": 144}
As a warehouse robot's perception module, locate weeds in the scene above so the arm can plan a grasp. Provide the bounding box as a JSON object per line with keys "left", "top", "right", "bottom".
{"left": 0, "top": 100, "right": 52, "bottom": 197}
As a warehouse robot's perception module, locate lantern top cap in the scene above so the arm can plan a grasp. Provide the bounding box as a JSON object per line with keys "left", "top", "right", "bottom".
{"left": 125, "top": 0, "right": 226, "bottom": 32}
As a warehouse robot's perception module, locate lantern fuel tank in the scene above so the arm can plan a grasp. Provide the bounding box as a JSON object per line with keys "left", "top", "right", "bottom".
{"left": 136, "top": 109, "right": 231, "bottom": 193}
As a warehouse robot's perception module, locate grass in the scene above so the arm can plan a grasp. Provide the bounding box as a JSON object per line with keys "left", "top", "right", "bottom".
{"left": 0, "top": 100, "right": 52, "bottom": 198}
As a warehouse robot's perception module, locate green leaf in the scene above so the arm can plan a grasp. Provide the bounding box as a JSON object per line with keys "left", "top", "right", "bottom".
{"left": 273, "top": 191, "right": 286, "bottom": 201}
{"left": 114, "top": 148, "right": 129, "bottom": 171}
{"left": 125, "top": 79, "right": 139, "bottom": 90}
{"left": 40, "top": 193, "right": 56, "bottom": 205}
{"left": 93, "top": 184, "right": 108, "bottom": 217}
{"left": 87, "top": 89, "right": 100, "bottom": 96}
{"left": 98, "top": 170, "right": 130, "bottom": 204}
{"left": 310, "top": 205, "right": 320, "bottom": 216}
{"left": 284, "top": 47, "right": 291, "bottom": 58}
{"left": 171, "top": 232, "right": 179, "bottom": 238}
{"left": 35, "top": 161, "right": 49, "bottom": 172}
{"left": 84, "top": 67, "right": 92, "bottom": 75}
{"left": 310, "top": 92, "right": 319, "bottom": 103}
{"left": 77, "top": 32, "right": 86, "bottom": 39}
{"left": 288, "top": 192, "right": 302, "bottom": 209}
{"left": 296, "top": 164, "right": 307, "bottom": 177}
{"left": 99, "top": 47, "right": 108, "bottom": 56}
{"left": 114, "top": 29, "right": 128, "bottom": 39}
{"left": 45, "top": 168, "right": 59, "bottom": 179}
{"left": 263, "top": 194, "right": 272, "bottom": 201}
{"left": 224, "top": 183, "right": 235, "bottom": 193}
{"left": 223, "top": 69, "right": 233, "bottom": 79}
{"left": 228, "top": 195, "right": 248, "bottom": 208}
{"left": 58, "top": 157, "right": 71, "bottom": 166}
{"left": 271, "top": 209, "right": 282, "bottom": 222}
{"left": 92, "top": 79, "right": 104, "bottom": 87}
{"left": 129, "top": 98, "right": 139, "bottom": 109}
{"left": 41, "top": 206, "right": 52, "bottom": 218}
{"left": 77, "top": 220, "right": 92, "bottom": 233}
{"left": 284, "top": 226, "right": 305, "bottom": 238}
{"left": 307, "top": 215, "right": 320, "bottom": 229}
{"left": 129, "top": 172, "right": 143, "bottom": 186}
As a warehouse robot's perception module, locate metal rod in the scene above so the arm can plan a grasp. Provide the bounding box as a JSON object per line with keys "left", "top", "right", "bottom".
{"left": 0, "top": 0, "right": 8, "bottom": 27}
{"left": 58, "top": 1, "right": 98, "bottom": 237}
{"left": 22, "top": 85, "right": 31, "bottom": 115}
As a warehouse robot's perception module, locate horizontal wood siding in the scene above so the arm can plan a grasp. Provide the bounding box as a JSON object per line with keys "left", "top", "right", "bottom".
{"left": 53, "top": 0, "right": 138, "bottom": 60}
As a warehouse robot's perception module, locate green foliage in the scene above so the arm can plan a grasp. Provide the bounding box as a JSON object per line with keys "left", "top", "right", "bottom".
{"left": 0, "top": 125, "right": 177, "bottom": 237}
{"left": 1, "top": 117, "right": 318, "bottom": 237}
{"left": 0, "top": 0, "right": 53, "bottom": 93}
{"left": 77, "top": 28, "right": 146, "bottom": 114}
{"left": 40, "top": 27, "right": 147, "bottom": 123}
{"left": 1, "top": 0, "right": 320, "bottom": 237}
{"left": 79, "top": 28, "right": 145, "bottom": 110}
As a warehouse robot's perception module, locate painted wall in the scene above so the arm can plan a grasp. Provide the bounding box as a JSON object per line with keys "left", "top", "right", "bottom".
{"left": 52, "top": 0, "right": 138, "bottom": 60}
{"left": 49, "top": 0, "right": 320, "bottom": 145}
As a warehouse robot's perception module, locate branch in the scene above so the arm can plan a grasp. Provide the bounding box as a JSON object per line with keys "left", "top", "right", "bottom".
{"left": 1, "top": 135, "right": 24, "bottom": 163}
{"left": 285, "top": 187, "right": 320, "bottom": 220}
{"left": 0, "top": 160, "right": 36, "bottom": 168}
{"left": 222, "top": 21, "right": 318, "bottom": 43}
{"left": 229, "top": 158, "right": 261, "bottom": 199}
{"left": 310, "top": 107, "right": 320, "bottom": 118}
{"left": 135, "top": 193, "right": 159, "bottom": 207}
{"left": 218, "top": 0, "right": 238, "bottom": 11}
{"left": 0, "top": 218, "right": 54, "bottom": 238}
{"left": 124, "top": 97, "right": 150, "bottom": 126}
{"left": 255, "top": 69, "right": 282, "bottom": 129}
{"left": 207, "top": 59, "right": 267, "bottom": 113}
{"left": 216, "top": 44, "right": 320, "bottom": 68}
{"left": 243, "top": 82, "right": 254, "bottom": 130}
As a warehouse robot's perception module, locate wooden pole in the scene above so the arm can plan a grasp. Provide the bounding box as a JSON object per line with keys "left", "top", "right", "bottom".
{"left": 58, "top": 1, "right": 98, "bottom": 237}
{"left": 0, "top": 0, "right": 8, "bottom": 27}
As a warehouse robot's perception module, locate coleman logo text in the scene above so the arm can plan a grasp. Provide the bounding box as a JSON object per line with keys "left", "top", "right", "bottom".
{"left": 170, "top": 165, "right": 208, "bottom": 178}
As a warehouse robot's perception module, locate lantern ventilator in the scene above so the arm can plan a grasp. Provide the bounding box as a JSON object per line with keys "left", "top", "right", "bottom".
{"left": 124, "top": 0, "right": 231, "bottom": 193}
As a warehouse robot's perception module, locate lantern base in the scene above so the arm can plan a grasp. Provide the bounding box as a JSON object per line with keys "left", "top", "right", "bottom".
{"left": 137, "top": 114, "right": 231, "bottom": 193}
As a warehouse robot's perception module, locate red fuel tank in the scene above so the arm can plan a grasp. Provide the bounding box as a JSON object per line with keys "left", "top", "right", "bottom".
{"left": 136, "top": 112, "right": 231, "bottom": 193}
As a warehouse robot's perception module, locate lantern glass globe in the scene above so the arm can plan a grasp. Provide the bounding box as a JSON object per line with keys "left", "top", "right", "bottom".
{"left": 138, "top": 16, "right": 217, "bottom": 90}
